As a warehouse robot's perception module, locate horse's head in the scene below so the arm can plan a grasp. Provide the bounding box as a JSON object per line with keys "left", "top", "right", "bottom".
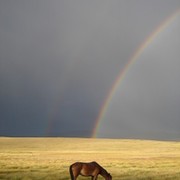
{"left": 107, "top": 173, "right": 112, "bottom": 180}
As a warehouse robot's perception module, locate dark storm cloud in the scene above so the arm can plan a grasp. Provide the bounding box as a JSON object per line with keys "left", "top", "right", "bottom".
{"left": 0, "top": 0, "right": 180, "bottom": 139}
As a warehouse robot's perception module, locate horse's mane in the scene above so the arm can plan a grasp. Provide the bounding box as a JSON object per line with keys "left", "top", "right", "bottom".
{"left": 92, "top": 161, "right": 108, "bottom": 174}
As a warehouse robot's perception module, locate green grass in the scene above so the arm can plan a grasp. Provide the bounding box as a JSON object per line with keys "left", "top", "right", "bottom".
{"left": 0, "top": 137, "right": 180, "bottom": 179}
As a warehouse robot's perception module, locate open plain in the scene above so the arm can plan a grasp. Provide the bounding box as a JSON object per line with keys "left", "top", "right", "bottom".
{"left": 0, "top": 137, "right": 180, "bottom": 180}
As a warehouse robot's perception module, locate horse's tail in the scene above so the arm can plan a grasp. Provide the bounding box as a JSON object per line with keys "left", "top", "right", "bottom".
{"left": 69, "top": 164, "right": 74, "bottom": 180}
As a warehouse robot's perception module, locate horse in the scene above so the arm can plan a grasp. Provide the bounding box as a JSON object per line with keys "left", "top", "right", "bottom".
{"left": 69, "top": 161, "right": 112, "bottom": 180}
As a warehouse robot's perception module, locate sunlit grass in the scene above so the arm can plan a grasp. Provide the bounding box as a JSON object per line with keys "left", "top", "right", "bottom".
{"left": 0, "top": 137, "right": 180, "bottom": 179}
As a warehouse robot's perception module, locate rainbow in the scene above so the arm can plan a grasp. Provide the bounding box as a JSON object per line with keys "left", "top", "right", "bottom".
{"left": 92, "top": 8, "right": 180, "bottom": 138}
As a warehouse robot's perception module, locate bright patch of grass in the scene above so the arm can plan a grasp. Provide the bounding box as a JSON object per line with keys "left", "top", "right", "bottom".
{"left": 0, "top": 137, "right": 180, "bottom": 179}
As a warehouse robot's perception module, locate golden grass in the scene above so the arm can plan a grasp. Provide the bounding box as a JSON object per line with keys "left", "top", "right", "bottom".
{"left": 0, "top": 137, "right": 180, "bottom": 179}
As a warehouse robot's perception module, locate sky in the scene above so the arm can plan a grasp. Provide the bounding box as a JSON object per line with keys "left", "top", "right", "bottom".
{"left": 0, "top": 0, "right": 180, "bottom": 140}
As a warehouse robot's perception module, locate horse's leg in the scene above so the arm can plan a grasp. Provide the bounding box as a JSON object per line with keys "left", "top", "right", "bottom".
{"left": 92, "top": 175, "right": 98, "bottom": 180}
{"left": 72, "top": 173, "right": 78, "bottom": 180}
{"left": 73, "top": 170, "right": 80, "bottom": 180}
{"left": 69, "top": 167, "right": 78, "bottom": 180}
{"left": 71, "top": 174, "right": 77, "bottom": 180}
{"left": 70, "top": 174, "right": 75, "bottom": 180}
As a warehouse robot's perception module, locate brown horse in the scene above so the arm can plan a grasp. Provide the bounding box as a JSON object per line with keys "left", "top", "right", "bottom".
{"left": 69, "top": 161, "right": 112, "bottom": 180}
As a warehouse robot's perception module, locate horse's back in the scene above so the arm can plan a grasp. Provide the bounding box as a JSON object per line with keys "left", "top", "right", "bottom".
{"left": 71, "top": 161, "right": 98, "bottom": 168}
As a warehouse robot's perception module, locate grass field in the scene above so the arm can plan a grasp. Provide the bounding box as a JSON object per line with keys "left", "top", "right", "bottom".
{"left": 0, "top": 137, "right": 180, "bottom": 180}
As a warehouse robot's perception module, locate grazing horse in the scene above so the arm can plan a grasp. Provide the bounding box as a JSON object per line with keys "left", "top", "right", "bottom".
{"left": 69, "top": 161, "right": 112, "bottom": 180}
